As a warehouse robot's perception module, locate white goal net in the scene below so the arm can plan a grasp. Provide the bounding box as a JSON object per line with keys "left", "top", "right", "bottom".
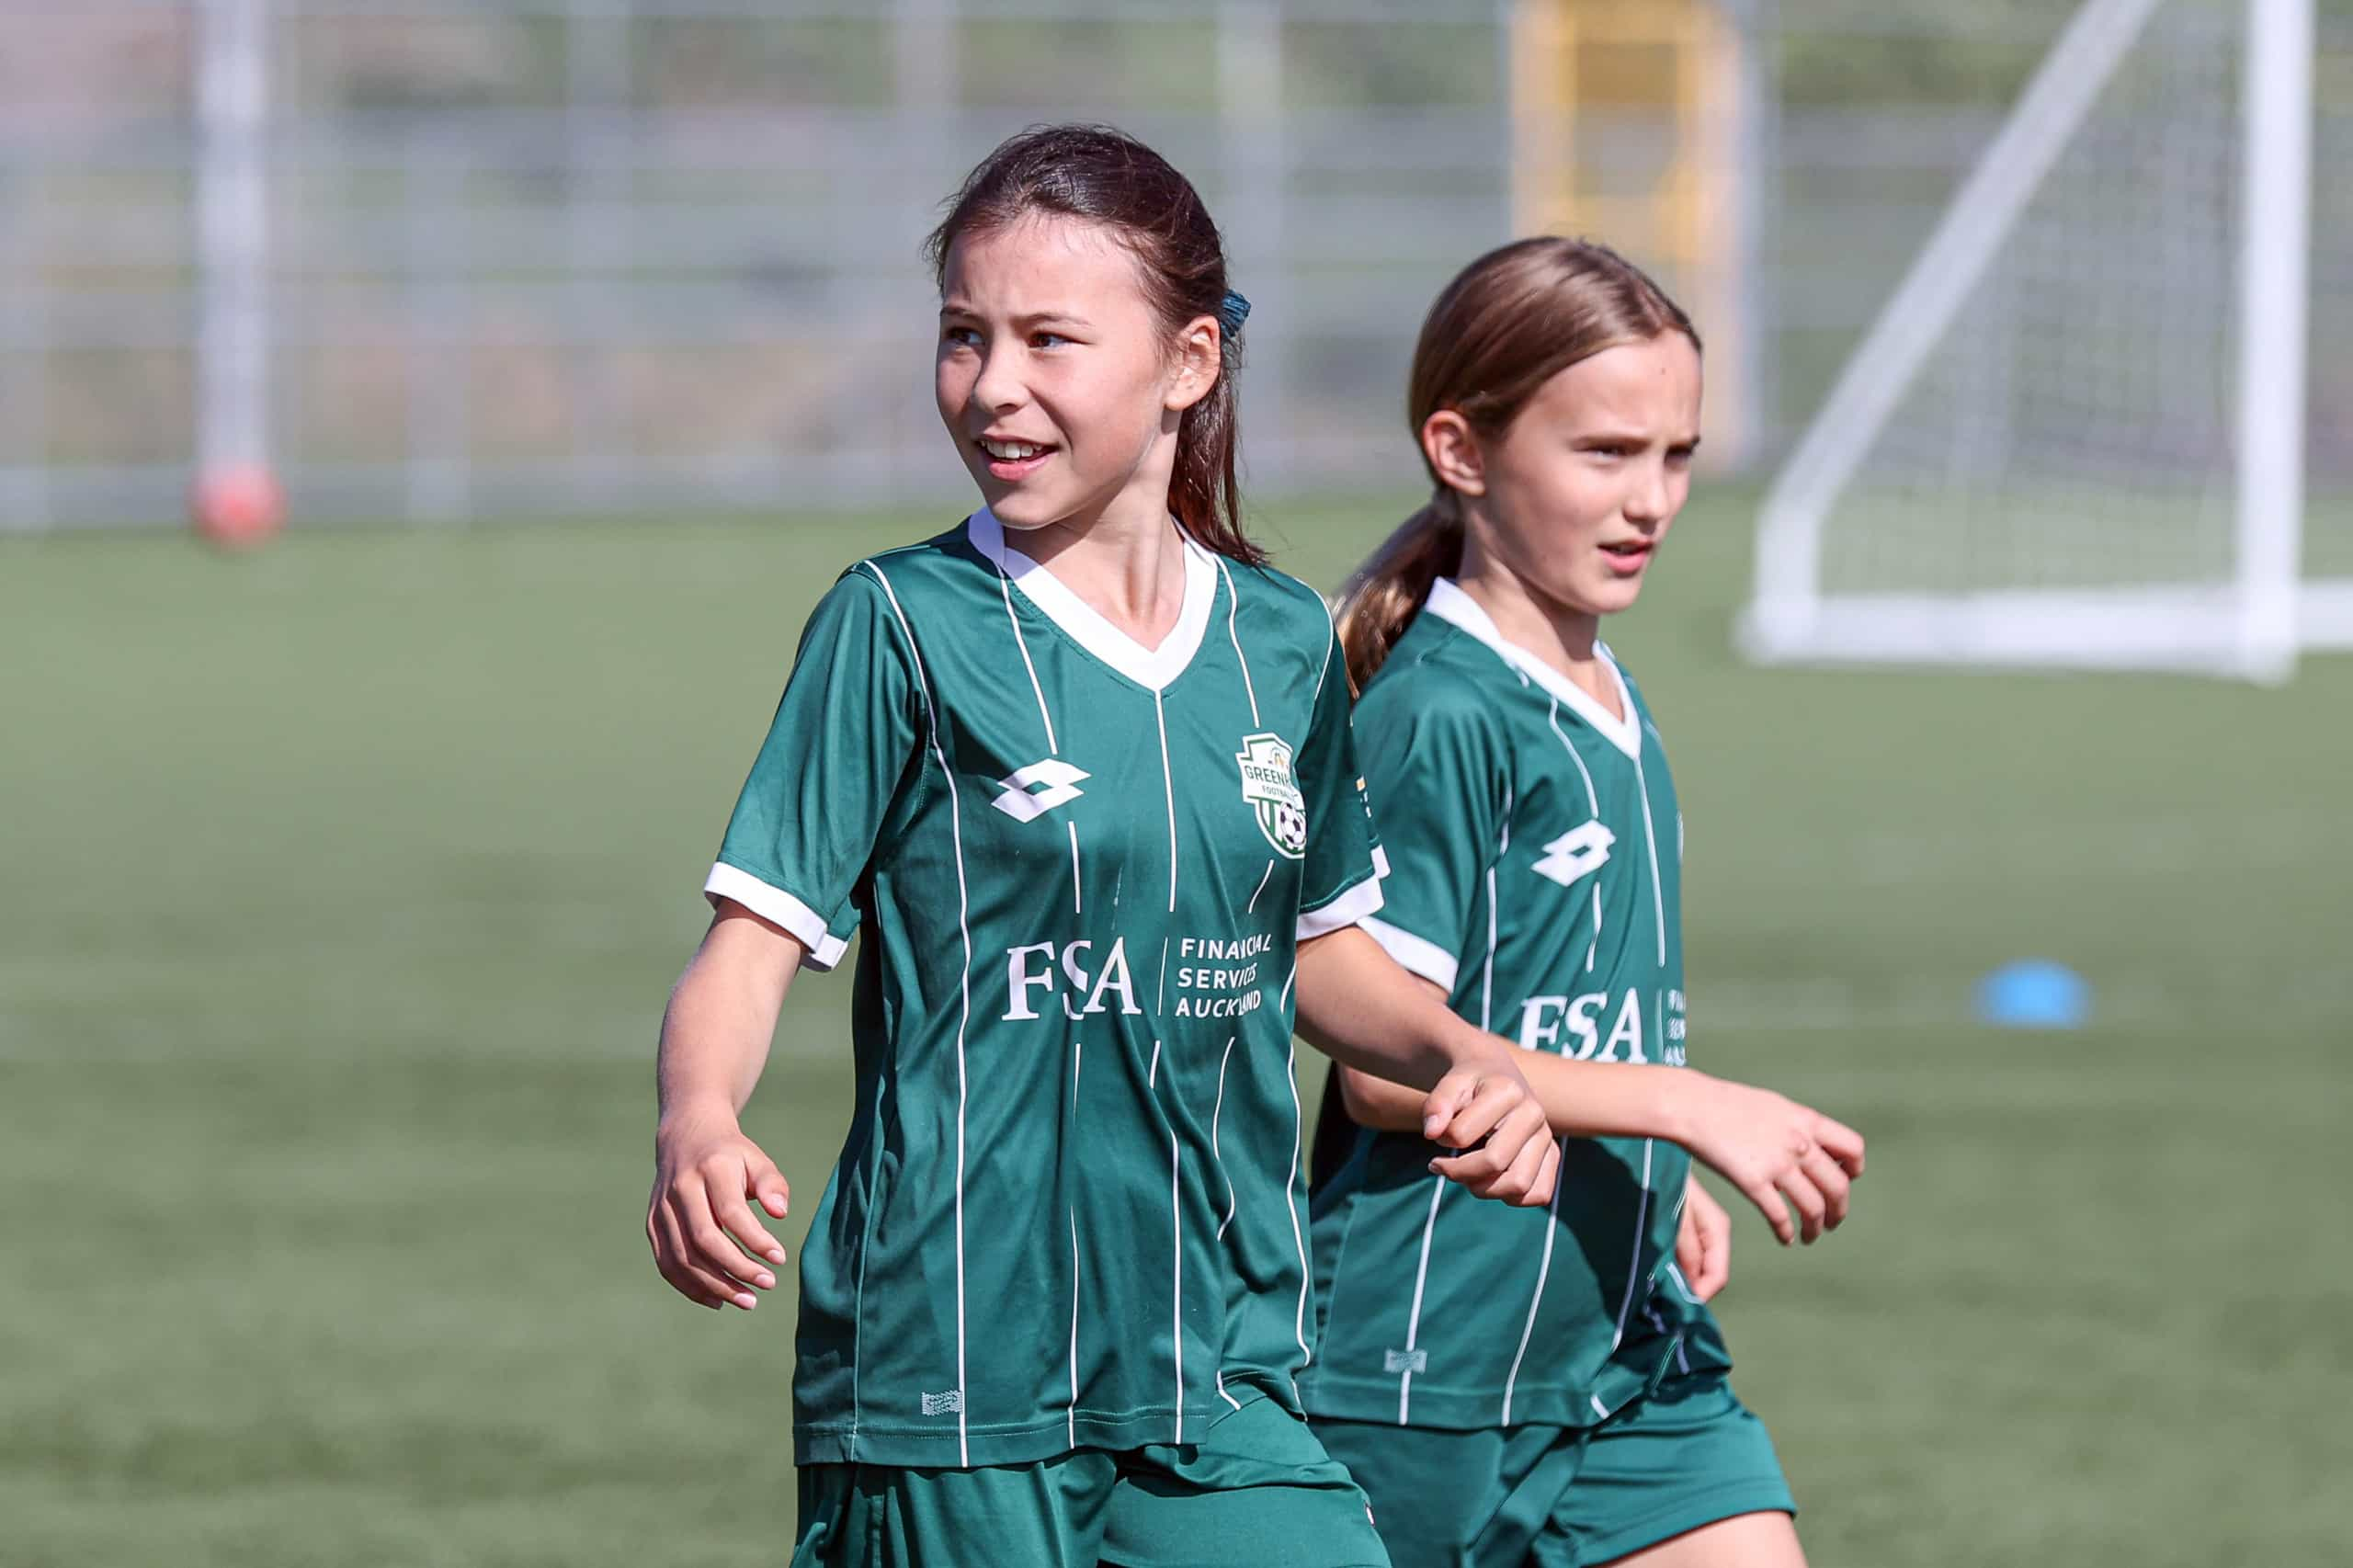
{"left": 1743, "top": 0, "right": 2352, "bottom": 681}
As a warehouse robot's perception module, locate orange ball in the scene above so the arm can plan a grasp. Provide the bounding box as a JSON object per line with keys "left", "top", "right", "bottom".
{"left": 192, "top": 465, "right": 285, "bottom": 548}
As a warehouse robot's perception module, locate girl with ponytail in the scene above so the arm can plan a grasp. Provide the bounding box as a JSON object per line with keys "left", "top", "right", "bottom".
{"left": 1306, "top": 239, "right": 1867, "bottom": 1568}
{"left": 647, "top": 126, "right": 1567, "bottom": 1567}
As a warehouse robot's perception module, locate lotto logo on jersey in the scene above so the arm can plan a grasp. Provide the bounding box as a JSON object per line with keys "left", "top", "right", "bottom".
{"left": 1234, "top": 732, "right": 1307, "bottom": 859}
{"left": 1532, "top": 821, "right": 1615, "bottom": 887}
{"left": 991, "top": 758, "right": 1089, "bottom": 823}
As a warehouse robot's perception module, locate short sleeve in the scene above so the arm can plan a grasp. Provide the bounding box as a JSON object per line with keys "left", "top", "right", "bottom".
{"left": 1293, "top": 631, "right": 1387, "bottom": 942}
{"left": 1347, "top": 674, "right": 1506, "bottom": 997}
{"left": 703, "top": 568, "right": 920, "bottom": 971}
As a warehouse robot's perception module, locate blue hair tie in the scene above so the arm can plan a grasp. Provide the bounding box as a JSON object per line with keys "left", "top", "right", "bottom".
{"left": 1218, "top": 289, "right": 1251, "bottom": 335}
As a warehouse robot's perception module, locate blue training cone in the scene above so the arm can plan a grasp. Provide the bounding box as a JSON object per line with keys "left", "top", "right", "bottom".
{"left": 1974, "top": 960, "right": 2090, "bottom": 1030}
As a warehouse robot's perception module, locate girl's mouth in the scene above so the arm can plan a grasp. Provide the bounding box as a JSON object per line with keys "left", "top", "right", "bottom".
{"left": 977, "top": 437, "right": 1057, "bottom": 482}
{"left": 1600, "top": 540, "right": 1654, "bottom": 576}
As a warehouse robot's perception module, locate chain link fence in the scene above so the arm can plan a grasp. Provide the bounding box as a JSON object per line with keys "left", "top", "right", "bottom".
{"left": 3, "top": 1, "right": 2340, "bottom": 531}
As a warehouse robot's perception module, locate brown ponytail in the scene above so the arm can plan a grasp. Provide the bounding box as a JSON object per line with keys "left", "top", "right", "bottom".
{"left": 1334, "top": 237, "right": 1699, "bottom": 692}
{"left": 1335, "top": 492, "right": 1466, "bottom": 694}
{"left": 926, "top": 123, "right": 1263, "bottom": 566}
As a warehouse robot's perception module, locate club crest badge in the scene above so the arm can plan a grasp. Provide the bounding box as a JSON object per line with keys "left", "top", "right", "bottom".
{"left": 1235, "top": 732, "right": 1307, "bottom": 859}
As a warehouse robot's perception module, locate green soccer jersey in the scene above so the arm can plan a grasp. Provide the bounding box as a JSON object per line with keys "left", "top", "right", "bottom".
{"left": 706, "top": 509, "right": 1385, "bottom": 1470}
{"left": 1302, "top": 579, "right": 1729, "bottom": 1434}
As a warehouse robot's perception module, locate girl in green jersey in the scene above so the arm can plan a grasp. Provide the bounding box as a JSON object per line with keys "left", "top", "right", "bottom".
{"left": 642, "top": 127, "right": 1566, "bottom": 1568}
{"left": 1305, "top": 240, "right": 1868, "bottom": 1568}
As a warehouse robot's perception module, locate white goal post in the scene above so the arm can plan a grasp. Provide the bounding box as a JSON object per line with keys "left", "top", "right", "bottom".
{"left": 1741, "top": 0, "right": 2344, "bottom": 682}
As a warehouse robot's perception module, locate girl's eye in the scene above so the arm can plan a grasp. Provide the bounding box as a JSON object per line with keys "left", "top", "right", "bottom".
{"left": 943, "top": 325, "right": 981, "bottom": 349}
{"left": 1031, "top": 331, "right": 1071, "bottom": 349}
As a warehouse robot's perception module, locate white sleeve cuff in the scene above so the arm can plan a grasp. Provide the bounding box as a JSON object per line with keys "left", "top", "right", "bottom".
{"left": 1296, "top": 873, "right": 1385, "bottom": 943}
{"left": 703, "top": 862, "right": 852, "bottom": 971}
{"left": 1371, "top": 843, "right": 1392, "bottom": 880}
{"left": 1359, "top": 916, "right": 1460, "bottom": 993}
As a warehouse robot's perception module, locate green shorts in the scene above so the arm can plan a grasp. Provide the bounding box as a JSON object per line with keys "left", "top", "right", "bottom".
{"left": 791, "top": 1393, "right": 1391, "bottom": 1568}
{"left": 1314, "top": 1373, "right": 1793, "bottom": 1568}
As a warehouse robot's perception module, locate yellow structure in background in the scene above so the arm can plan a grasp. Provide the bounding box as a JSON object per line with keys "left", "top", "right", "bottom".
{"left": 1510, "top": 0, "right": 1752, "bottom": 464}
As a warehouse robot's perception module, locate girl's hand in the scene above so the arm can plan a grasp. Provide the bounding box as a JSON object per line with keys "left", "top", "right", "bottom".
{"left": 1676, "top": 1075, "right": 1864, "bottom": 1245}
{"left": 1676, "top": 1175, "right": 1732, "bottom": 1301}
{"left": 647, "top": 1108, "right": 792, "bottom": 1311}
{"left": 1291, "top": 926, "right": 1558, "bottom": 1208}
{"left": 1421, "top": 1056, "right": 1563, "bottom": 1208}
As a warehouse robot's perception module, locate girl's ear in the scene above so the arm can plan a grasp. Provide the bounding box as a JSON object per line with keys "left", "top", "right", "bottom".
{"left": 1165, "top": 316, "right": 1222, "bottom": 414}
{"left": 1422, "top": 410, "right": 1486, "bottom": 498}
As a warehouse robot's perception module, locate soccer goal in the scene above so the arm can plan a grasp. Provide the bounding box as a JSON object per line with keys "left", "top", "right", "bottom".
{"left": 1741, "top": 0, "right": 2347, "bottom": 682}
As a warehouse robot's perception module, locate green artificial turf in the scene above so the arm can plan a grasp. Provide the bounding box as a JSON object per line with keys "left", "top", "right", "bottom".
{"left": 3, "top": 488, "right": 2346, "bottom": 1566}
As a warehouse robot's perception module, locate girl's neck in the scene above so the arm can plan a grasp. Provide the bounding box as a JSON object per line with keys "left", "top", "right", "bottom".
{"left": 1452, "top": 556, "right": 1620, "bottom": 721}
{"left": 1006, "top": 478, "right": 1189, "bottom": 652}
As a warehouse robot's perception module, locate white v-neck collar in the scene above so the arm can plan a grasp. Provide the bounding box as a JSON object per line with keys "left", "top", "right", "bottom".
{"left": 968, "top": 508, "right": 1218, "bottom": 693}
{"left": 1422, "top": 577, "right": 1642, "bottom": 758}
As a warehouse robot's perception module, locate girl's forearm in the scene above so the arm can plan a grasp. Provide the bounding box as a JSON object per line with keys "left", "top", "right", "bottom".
{"left": 1292, "top": 926, "right": 1509, "bottom": 1086}
{"left": 1336, "top": 1048, "right": 1695, "bottom": 1142}
{"left": 656, "top": 906, "right": 802, "bottom": 1129}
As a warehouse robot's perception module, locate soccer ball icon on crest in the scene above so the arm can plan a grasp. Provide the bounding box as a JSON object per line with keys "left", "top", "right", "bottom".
{"left": 1266, "top": 799, "right": 1308, "bottom": 858}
